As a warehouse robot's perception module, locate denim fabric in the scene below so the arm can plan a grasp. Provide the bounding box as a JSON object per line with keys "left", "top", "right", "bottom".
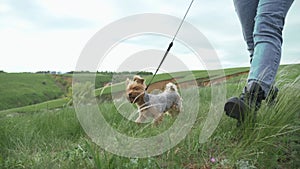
{"left": 233, "top": 0, "right": 294, "bottom": 96}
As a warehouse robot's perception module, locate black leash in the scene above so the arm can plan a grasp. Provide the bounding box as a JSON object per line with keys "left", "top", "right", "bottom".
{"left": 145, "top": 0, "right": 194, "bottom": 91}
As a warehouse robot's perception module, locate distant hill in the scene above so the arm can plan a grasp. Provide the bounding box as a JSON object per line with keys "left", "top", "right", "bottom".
{"left": 1, "top": 64, "right": 299, "bottom": 111}
{"left": 0, "top": 71, "right": 149, "bottom": 111}
{"left": 0, "top": 73, "right": 64, "bottom": 110}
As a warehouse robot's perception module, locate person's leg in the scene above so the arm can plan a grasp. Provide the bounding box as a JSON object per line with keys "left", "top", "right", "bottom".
{"left": 233, "top": 0, "right": 259, "bottom": 63}
{"left": 248, "top": 0, "right": 294, "bottom": 96}
{"left": 225, "top": 0, "right": 260, "bottom": 126}
{"left": 225, "top": 0, "right": 294, "bottom": 126}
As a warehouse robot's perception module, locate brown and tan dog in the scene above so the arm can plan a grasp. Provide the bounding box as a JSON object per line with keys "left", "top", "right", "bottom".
{"left": 126, "top": 75, "right": 182, "bottom": 125}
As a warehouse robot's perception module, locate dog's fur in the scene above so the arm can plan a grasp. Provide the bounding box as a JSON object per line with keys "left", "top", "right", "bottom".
{"left": 126, "top": 75, "right": 182, "bottom": 125}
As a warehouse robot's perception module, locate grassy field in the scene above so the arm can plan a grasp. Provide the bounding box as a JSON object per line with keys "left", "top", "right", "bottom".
{"left": 0, "top": 73, "right": 64, "bottom": 110}
{"left": 0, "top": 64, "right": 299, "bottom": 168}
{"left": 0, "top": 72, "right": 119, "bottom": 112}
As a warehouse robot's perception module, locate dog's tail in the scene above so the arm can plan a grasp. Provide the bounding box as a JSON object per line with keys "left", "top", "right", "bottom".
{"left": 165, "top": 82, "right": 178, "bottom": 92}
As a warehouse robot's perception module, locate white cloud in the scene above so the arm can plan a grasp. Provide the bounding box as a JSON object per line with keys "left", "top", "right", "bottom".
{"left": 37, "top": 0, "right": 117, "bottom": 25}
{"left": 99, "top": 42, "right": 206, "bottom": 72}
{"left": 0, "top": 28, "right": 95, "bottom": 72}
{"left": 0, "top": 0, "right": 299, "bottom": 72}
{"left": 0, "top": 3, "right": 11, "bottom": 13}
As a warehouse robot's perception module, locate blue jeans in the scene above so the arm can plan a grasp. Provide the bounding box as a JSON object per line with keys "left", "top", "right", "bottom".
{"left": 233, "top": 0, "right": 294, "bottom": 96}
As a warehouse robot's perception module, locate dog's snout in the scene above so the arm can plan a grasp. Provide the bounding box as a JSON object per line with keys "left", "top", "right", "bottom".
{"left": 128, "top": 93, "right": 132, "bottom": 97}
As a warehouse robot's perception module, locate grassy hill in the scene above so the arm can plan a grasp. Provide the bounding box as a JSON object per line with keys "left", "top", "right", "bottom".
{"left": 0, "top": 68, "right": 250, "bottom": 112}
{"left": 0, "top": 73, "right": 65, "bottom": 110}
{"left": 0, "top": 64, "right": 299, "bottom": 168}
{"left": 0, "top": 65, "right": 297, "bottom": 112}
{"left": 0, "top": 72, "right": 117, "bottom": 111}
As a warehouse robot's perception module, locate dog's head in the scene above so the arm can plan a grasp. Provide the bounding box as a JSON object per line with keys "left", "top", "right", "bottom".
{"left": 126, "top": 75, "right": 146, "bottom": 104}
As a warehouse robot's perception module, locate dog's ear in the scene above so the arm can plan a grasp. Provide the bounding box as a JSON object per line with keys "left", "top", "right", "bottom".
{"left": 133, "top": 75, "right": 145, "bottom": 85}
{"left": 125, "top": 78, "right": 131, "bottom": 86}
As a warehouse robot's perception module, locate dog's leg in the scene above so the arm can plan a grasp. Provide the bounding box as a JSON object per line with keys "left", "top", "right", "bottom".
{"left": 168, "top": 109, "right": 179, "bottom": 117}
{"left": 153, "top": 114, "right": 164, "bottom": 126}
{"left": 176, "top": 97, "right": 183, "bottom": 112}
{"left": 135, "top": 111, "right": 146, "bottom": 124}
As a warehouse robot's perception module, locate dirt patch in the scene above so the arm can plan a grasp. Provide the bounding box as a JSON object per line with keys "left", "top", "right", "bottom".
{"left": 52, "top": 75, "right": 72, "bottom": 94}
{"left": 146, "top": 79, "right": 177, "bottom": 92}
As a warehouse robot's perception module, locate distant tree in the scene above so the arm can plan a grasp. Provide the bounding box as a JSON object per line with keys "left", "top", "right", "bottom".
{"left": 66, "top": 71, "right": 74, "bottom": 74}
{"left": 137, "top": 71, "right": 153, "bottom": 76}
{"left": 36, "top": 71, "right": 50, "bottom": 74}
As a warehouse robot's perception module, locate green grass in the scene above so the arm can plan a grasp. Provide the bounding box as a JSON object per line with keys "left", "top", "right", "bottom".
{"left": 0, "top": 108, "right": 88, "bottom": 169}
{"left": 0, "top": 72, "right": 113, "bottom": 111}
{"left": 0, "top": 64, "right": 299, "bottom": 168}
{"left": 0, "top": 98, "right": 70, "bottom": 118}
{"left": 0, "top": 73, "right": 64, "bottom": 110}
{"left": 0, "top": 66, "right": 252, "bottom": 111}
{"left": 69, "top": 73, "right": 113, "bottom": 89}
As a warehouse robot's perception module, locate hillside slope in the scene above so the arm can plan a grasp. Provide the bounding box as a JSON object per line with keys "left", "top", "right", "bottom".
{"left": 0, "top": 73, "right": 64, "bottom": 110}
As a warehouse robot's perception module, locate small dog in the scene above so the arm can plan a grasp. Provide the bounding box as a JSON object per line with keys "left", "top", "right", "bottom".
{"left": 126, "top": 75, "right": 182, "bottom": 125}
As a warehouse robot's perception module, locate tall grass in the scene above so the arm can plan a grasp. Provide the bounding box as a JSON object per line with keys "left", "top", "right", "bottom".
{"left": 220, "top": 75, "right": 300, "bottom": 168}
{"left": 0, "top": 65, "right": 299, "bottom": 168}
{"left": 85, "top": 74, "right": 299, "bottom": 168}
{"left": 0, "top": 108, "right": 89, "bottom": 168}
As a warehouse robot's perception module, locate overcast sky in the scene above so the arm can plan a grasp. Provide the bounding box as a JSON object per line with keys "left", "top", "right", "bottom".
{"left": 0, "top": 0, "right": 299, "bottom": 73}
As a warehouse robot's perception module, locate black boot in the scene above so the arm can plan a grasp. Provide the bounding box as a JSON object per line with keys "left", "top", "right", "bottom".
{"left": 266, "top": 86, "right": 279, "bottom": 105}
{"left": 224, "top": 82, "right": 266, "bottom": 126}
